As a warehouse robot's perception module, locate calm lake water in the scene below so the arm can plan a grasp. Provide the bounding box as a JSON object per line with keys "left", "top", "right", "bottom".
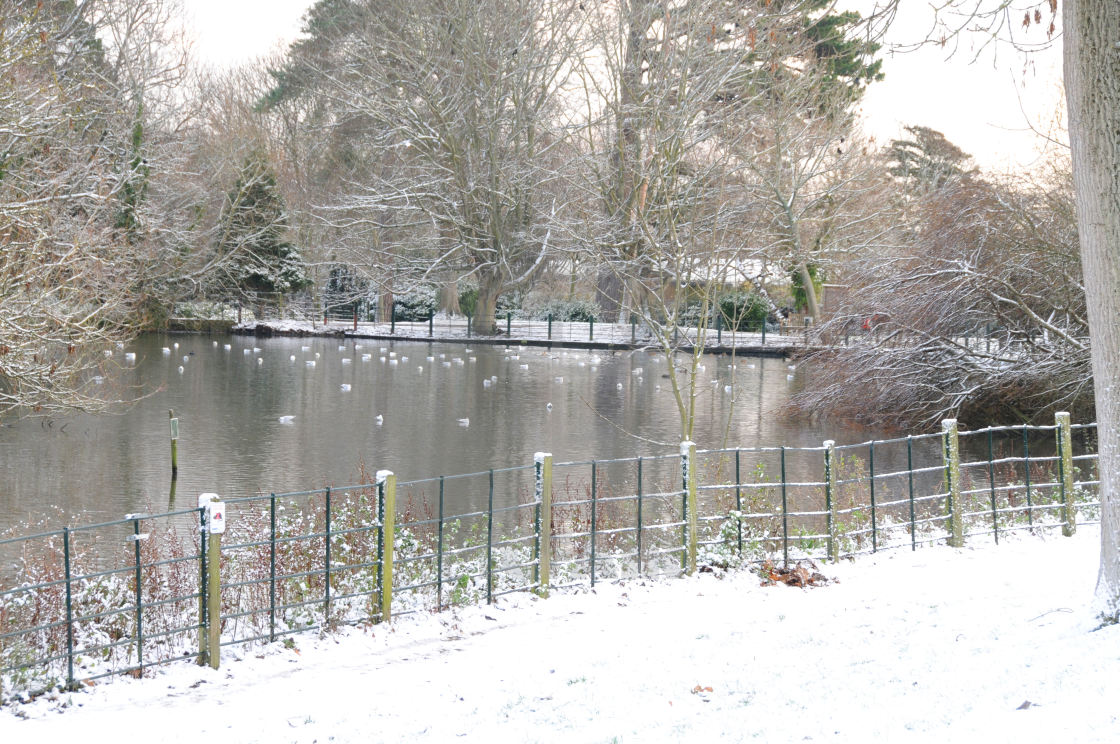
{"left": 1, "top": 333, "right": 880, "bottom": 534}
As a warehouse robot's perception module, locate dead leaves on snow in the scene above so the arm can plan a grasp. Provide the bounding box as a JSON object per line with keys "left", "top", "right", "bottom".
{"left": 755, "top": 559, "right": 832, "bottom": 588}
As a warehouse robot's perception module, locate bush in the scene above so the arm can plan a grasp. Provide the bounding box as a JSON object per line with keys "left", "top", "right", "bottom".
{"left": 392, "top": 286, "right": 438, "bottom": 320}
{"left": 529, "top": 299, "right": 600, "bottom": 322}
{"left": 457, "top": 286, "right": 477, "bottom": 317}
{"left": 716, "top": 291, "right": 768, "bottom": 331}
{"left": 676, "top": 292, "right": 768, "bottom": 330}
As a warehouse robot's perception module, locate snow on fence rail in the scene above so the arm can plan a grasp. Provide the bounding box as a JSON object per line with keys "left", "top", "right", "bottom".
{"left": 0, "top": 414, "right": 1099, "bottom": 702}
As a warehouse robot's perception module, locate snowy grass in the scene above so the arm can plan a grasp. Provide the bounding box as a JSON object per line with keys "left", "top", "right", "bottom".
{"left": 1, "top": 526, "right": 1115, "bottom": 742}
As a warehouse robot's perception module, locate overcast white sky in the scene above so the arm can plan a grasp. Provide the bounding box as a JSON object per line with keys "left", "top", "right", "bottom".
{"left": 182, "top": 0, "right": 1066, "bottom": 173}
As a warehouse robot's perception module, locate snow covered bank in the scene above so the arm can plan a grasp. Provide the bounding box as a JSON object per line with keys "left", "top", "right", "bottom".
{"left": 3, "top": 528, "right": 1115, "bottom": 742}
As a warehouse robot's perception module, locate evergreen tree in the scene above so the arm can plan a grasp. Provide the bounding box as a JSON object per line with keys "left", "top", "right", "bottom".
{"left": 214, "top": 150, "right": 311, "bottom": 314}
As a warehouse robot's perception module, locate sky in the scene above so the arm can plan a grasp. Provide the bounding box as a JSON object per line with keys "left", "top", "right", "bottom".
{"left": 3, "top": 526, "right": 1115, "bottom": 740}
{"left": 182, "top": 1, "right": 1067, "bottom": 173}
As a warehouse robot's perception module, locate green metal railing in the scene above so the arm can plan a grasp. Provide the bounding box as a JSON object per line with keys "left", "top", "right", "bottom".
{"left": 0, "top": 416, "right": 1100, "bottom": 702}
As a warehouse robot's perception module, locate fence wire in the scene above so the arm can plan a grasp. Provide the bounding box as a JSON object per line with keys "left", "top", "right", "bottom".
{"left": 0, "top": 421, "right": 1100, "bottom": 702}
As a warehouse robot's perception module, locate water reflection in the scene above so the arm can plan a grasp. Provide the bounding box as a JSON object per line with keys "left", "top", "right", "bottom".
{"left": 1, "top": 334, "right": 868, "bottom": 534}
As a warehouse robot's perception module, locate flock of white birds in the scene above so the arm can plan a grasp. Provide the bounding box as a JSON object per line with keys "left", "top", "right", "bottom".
{"left": 114, "top": 338, "right": 798, "bottom": 429}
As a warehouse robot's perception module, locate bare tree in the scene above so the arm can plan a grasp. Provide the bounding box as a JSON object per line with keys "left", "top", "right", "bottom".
{"left": 861, "top": 0, "right": 1120, "bottom": 618}
{"left": 0, "top": 0, "right": 180, "bottom": 416}
{"left": 261, "top": 0, "right": 587, "bottom": 334}
{"left": 568, "top": 0, "right": 882, "bottom": 441}
{"left": 790, "top": 164, "right": 1088, "bottom": 428}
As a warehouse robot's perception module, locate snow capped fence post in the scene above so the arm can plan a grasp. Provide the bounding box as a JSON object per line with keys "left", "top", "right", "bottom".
{"left": 824, "top": 440, "right": 839, "bottom": 562}
{"left": 376, "top": 470, "right": 396, "bottom": 623}
{"left": 1056, "top": 411, "right": 1076, "bottom": 537}
{"left": 942, "top": 420, "right": 964, "bottom": 548}
{"left": 534, "top": 453, "right": 553, "bottom": 598}
{"left": 680, "top": 441, "right": 698, "bottom": 575}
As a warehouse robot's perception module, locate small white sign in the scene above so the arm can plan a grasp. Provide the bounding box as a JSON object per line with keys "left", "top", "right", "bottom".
{"left": 170, "top": 417, "right": 179, "bottom": 440}
{"left": 206, "top": 501, "right": 227, "bottom": 534}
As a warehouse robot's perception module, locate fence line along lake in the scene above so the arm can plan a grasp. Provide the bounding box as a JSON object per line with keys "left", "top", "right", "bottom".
{"left": 0, "top": 333, "right": 906, "bottom": 535}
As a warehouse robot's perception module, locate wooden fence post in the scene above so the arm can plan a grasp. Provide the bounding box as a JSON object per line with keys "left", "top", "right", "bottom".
{"left": 824, "top": 440, "right": 839, "bottom": 562}
{"left": 681, "top": 441, "right": 698, "bottom": 575}
{"left": 1056, "top": 411, "right": 1076, "bottom": 536}
{"left": 534, "top": 452, "right": 553, "bottom": 598}
{"left": 942, "top": 419, "right": 964, "bottom": 548}
{"left": 197, "top": 495, "right": 225, "bottom": 670}
{"left": 377, "top": 470, "right": 396, "bottom": 623}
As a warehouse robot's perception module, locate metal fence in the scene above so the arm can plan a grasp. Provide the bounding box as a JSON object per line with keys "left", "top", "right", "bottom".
{"left": 0, "top": 415, "right": 1099, "bottom": 702}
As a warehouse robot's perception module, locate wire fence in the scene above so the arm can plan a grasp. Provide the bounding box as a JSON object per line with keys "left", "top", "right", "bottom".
{"left": 0, "top": 415, "right": 1099, "bottom": 703}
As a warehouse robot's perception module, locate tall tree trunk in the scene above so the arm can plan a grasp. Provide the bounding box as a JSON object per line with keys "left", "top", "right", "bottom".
{"left": 379, "top": 289, "right": 394, "bottom": 323}
{"left": 796, "top": 261, "right": 821, "bottom": 322}
{"left": 1065, "top": 0, "right": 1120, "bottom": 620}
{"left": 472, "top": 270, "right": 503, "bottom": 335}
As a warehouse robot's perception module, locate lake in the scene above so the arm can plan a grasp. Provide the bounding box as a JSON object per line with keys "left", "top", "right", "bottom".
{"left": 0, "top": 333, "right": 877, "bottom": 535}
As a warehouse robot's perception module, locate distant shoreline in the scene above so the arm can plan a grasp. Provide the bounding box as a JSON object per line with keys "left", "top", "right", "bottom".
{"left": 164, "top": 318, "right": 801, "bottom": 357}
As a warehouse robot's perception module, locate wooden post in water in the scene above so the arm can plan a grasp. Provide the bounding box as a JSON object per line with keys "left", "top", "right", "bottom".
{"left": 169, "top": 410, "right": 179, "bottom": 479}
{"left": 1056, "top": 411, "right": 1077, "bottom": 536}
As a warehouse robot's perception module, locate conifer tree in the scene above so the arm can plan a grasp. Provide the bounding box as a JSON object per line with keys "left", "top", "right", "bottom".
{"left": 214, "top": 150, "right": 311, "bottom": 316}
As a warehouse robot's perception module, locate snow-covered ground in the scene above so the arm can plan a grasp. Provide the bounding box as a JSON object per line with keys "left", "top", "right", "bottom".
{"left": 3, "top": 527, "right": 1116, "bottom": 743}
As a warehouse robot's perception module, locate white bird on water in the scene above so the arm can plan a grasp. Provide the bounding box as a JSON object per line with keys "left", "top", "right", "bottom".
{"left": 161, "top": 347, "right": 171, "bottom": 355}
{"left": 278, "top": 415, "right": 295, "bottom": 424}
{"left": 290, "top": 355, "right": 296, "bottom": 362}
{"left": 340, "top": 383, "right": 351, "bottom": 392}
{"left": 257, "top": 358, "right": 264, "bottom": 366}
{"left": 177, "top": 366, "right": 184, "bottom": 375}
{"left": 546, "top": 402, "right": 553, "bottom": 411}
{"left": 306, "top": 360, "right": 316, "bottom": 368}
{"left": 375, "top": 414, "right": 384, "bottom": 426}
{"left": 223, "top": 344, "right": 231, "bottom": 351}
{"left": 458, "top": 418, "right": 470, "bottom": 427}
{"left": 124, "top": 352, "right": 136, "bottom": 362}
